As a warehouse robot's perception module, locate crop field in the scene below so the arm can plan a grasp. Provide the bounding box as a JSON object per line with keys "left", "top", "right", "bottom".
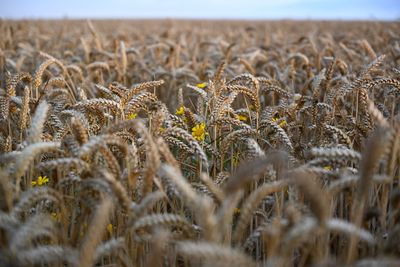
{"left": 0, "top": 19, "right": 399, "bottom": 266}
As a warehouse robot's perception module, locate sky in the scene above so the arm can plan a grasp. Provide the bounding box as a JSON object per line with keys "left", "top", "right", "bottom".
{"left": 1, "top": 0, "right": 399, "bottom": 20}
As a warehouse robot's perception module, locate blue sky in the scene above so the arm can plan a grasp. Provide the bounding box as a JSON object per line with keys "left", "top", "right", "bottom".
{"left": 1, "top": 0, "right": 399, "bottom": 20}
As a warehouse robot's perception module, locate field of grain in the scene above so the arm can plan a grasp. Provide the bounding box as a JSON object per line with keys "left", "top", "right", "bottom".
{"left": 0, "top": 19, "right": 399, "bottom": 266}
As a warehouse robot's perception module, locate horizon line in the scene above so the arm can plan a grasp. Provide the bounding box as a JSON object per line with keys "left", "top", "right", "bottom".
{"left": 2, "top": 17, "right": 399, "bottom": 22}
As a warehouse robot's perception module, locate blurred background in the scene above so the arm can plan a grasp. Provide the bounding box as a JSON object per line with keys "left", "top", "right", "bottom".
{"left": 1, "top": 0, "right": 399, "bottom": 20}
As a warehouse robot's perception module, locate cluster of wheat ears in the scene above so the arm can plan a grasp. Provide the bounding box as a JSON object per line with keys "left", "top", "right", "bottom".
{"left": 0, "top": 20, "right": 399, "bottom": 267}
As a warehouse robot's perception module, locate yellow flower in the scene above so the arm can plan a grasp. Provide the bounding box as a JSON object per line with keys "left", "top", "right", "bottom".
{"left": 31, "top": 176, "right": 49, "bottom": 187}
{"left": 232, "top": 153, "right": 241, "bottom": 166}
{"left": 107, "top": 223, "right": 113, "bottom": 235}
{"left": 272, "top": 117, "right": 287, "bottom": 128}
{"left": 51, "top": 212, "right": 61, "bottom": 221}
{"left": 80, "top": 223, "right": 88, "bottom": 237}
{"left": 175, "top": 106, "right": 185, "bottom": 115}
{"left": 127, "top": 113, "right": 137, "bottom": 120}
{"left": 323, "top": 166, "right": 333, "bottom": 171}
{"left": 237, "top": 114, "right": 247, "bottom": 121}
{"left": 196, "top": 82, "right": 207, "bottom": 89}
{"left": 192, "top": 123, "right": 207, "bottom": 141}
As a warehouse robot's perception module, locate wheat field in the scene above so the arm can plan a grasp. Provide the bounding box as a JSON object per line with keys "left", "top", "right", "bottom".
{"left": 0, "top": 19, "right": 399, "bottom": 267}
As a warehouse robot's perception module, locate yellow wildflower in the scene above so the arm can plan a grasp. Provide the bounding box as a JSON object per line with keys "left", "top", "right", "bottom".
{"left": 237, "top": 114, "right": 248, "bottom": 121}
{"left": 31, "top": 176, "right": 49, "bottom": 187}
{"left": 80, "top": 223, "right": 88, "bottom": 237}
{"left": 196, "top": 82, "right": 207, "bottom": 89}
{"left": 232, "top": 153, "right": 241, "bottom": 166}
{"left": 323, "top": 166, "right": 333, "bottom": 171}
{"left": 51, "top": 212, "right": 61, "bottom": 221}
{"left": 107, "top": 223, "right": 113, "bottom": 235}
{"left": 175, "top": 106, "right": 185, "bottom": 115}
{"left": 192, "top": 123, "right": 207, "bottom": 141}
{"left": 127, "top": 113, "right": 137, "bottom": 120}
{"left": 272, "top": 117, "right": 287, "bottom": 128}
